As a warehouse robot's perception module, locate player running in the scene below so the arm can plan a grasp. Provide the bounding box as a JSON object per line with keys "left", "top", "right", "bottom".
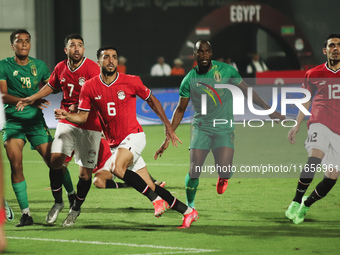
{"left": 155, "top": 40, "right": 284, "bottom": 209}
{"left": 55, "top": 46, "right": 198, "bottom": 228}
{"left": 285, "top": 33, "right": 340, "bottom": 224}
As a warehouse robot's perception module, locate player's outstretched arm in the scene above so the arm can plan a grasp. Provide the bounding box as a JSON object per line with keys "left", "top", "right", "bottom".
{"left": 16, "top": 84, "right": 54, "bottom": 111}
{"left": 54, "top": 108, "right": 89, "bottom": 125}
{"left": 238, "top": 80, "right": 285, "bottom": 121}
{"left": 146, "top": 94, "right": 182, "bottom": 147}
{"left": 154, "top": 97, "right": 189, "bottom": 159}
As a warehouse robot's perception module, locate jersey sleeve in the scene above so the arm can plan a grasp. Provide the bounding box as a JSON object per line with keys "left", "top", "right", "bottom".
{"left": 40, "top": 61, "right": 51, "bottom": 83}
{"left": 0, "top": 61, "right": 7, "bottom": 81}
{"left": 179, "top": 74, "right": 190, "bottom": 98}
{"left": 228, "top": 66, "right": 243, "bottom": 86}
{"left": 302, "top": 70, "right": 317, "bottom": 97}
{"left": 135, "top": 76, "right": 151, "bottom": 100}
{"left": 48, "top": 68, "right": 61, "bottom": 90}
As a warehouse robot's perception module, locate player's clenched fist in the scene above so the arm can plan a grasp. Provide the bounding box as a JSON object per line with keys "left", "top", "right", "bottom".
{"left": 54, "top": 109, "right": 68, "bottom": 120}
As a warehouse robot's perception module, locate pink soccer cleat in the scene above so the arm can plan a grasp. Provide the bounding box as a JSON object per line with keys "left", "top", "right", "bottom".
{"left": 216, "top": 177, "right": 228, "bottom": 194}
{"left": 153, "top": 199, "right": 168, "bottom": 218}
{"left": 177, "top": 209, "right": 199, "bottom": 229}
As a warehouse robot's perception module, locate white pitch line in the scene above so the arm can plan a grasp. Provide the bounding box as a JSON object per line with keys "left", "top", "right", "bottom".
{"left": 7, "top": 236, "right": 219, "bottom": 254}
{"left": 127, "top": 251, "right": 213, "bottom": 255}
{"left": 3, "top": 159, "right": 189, "bottom": 166}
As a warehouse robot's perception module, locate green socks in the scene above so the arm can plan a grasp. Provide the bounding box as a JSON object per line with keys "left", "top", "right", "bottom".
{"left": 185, "top": 173, "right": 199, "bottom": 208}
{"left": 12, "top": 180, "right": 29, "bottom": 210}
{"left": 63, "top": 167, "right": 74, "bottom": 194}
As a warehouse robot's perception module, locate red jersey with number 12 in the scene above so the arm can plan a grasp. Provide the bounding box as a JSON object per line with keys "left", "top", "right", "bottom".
{"left": 78, "top": 73, "right": 151, "bottom": 147}
{"left": 303, "top": 62, "right": 340, "bottom": 135}
{"left": 48, "top": 57, "right": 101, "bottom": 131}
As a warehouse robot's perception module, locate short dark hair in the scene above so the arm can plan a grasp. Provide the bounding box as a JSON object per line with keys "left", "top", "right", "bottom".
{"left": 324, "top": 34, "right": 340, "bottom": 48}
{"left": 10, "top": 29, "right": 31, "bottom": 44}
{"left": 96, "top": 46, "right": 118, "bottom": 60}
{"left": 64, "top": 33, "right": 84, "bottom": 47}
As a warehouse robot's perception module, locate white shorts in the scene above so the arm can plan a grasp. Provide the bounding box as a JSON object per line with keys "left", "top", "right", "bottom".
{"left": 305, "top": 123, "right": 340, "bottom": 171}
{"left": 102, "top": 132, "right": 147, "bottom": 173}
{"left": 51, "top": 122, "right": 101, "bottom": 168}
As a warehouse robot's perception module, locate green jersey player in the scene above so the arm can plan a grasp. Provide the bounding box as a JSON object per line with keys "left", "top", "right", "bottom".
{"left": 179, "top": 60, "right": 242, "bottom": 133}
{"left": 155, "top": 40, "right": 284, "bottom": 209}
{"left": 0, "top": 29, "right": 53, "bottom": 227}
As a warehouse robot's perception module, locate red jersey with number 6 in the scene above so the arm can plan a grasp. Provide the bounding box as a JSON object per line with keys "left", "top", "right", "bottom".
{"left": 48, "top": 57, "right": 101, "bottom": 131}
{"left": 78, "top": 73, "right": 151, "bottom": 147}
{"left": 303, "top": 62, "right": 340, "bottom": 135}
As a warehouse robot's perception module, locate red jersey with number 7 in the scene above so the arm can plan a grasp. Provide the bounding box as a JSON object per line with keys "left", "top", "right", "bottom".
{"left": 303, "top": 62, "right": 340, "bottom": 135}
{"left": 78, "top": 73, "right": 151, "bottom": 147}
{"left": 48, "top": 57, "right": 101, "bottom": 131}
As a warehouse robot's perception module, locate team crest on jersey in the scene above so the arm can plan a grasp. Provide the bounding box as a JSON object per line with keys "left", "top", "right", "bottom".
{"left": 117, "top": 90, "right": 126, "bottom": 100}
{"left": 13, "top": 70, "right": 18, "bottom": 76}
{"left": 78, "top": 77, "right": 86, "bottom": 86}
{"left": 31, "top": 65, "right": 37, "bottom": 76}
{"left": 214, "top": 71, "right": 221, "bottom": 82}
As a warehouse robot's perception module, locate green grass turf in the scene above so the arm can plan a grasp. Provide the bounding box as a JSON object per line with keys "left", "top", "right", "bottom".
{"left": 2, "top": 122, "right": 340, "bottom": 254}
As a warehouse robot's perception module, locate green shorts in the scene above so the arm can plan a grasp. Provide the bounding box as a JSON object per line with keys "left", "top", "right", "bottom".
{"left": 190, "top": 126, "right": 235, "bottom": 151}
{"left": 2, "top": 119, "right": 53, "bottom": 149}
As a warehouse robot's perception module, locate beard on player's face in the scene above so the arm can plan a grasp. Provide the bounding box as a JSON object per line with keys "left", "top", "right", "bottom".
{"left": 102, "top": 66, "right": 116, "bottom": 76}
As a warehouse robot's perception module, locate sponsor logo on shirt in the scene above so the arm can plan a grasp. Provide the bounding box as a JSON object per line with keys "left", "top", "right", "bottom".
{"left": 13, "top": 70, "right": 18, "bottom": 76}
{"left": 60, "top": 78, "right": 66, "bottom": 83}
{"left": 95, "top": 95, "right": 102, "bottom": 100}
{"left": 311, "top": 80, "right": 326, "bottom": 86}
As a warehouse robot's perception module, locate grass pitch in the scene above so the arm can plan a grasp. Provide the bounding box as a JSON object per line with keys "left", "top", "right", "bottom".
{"left": 3, "top": 122, "right": 340, "bottom": 254}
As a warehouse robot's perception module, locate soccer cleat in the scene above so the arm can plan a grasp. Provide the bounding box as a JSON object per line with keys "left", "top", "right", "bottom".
{"left": 178, "top": 209, "right": 199, "bottom": 229}
{"left": 293, "top": 196, "right": 309, "bottom": 224}
{"left": 4, "top": 200, "right": 14, "bottom": 222}
{"left": 285, "top": 201, "right": 300, "bottom": 220}
{"left": 68, "top": 193, "right": 77, "bottom": 208}
{"left": 62, "top": 208, "right": 80, "bottom": 227}
{"left": 154, "top": 181, "right": 166, "bottom": 188}
{"left": 153, "top": 199, "right": 168, "bottom": 218}
{"left": 46, "top": 202, "right": 64, "bottom": 224}
{"left": 15, "top": 213, "right": 33, "bottom": 227}
{"left": 216, "top": 177, "right": 229, "bottom": 194}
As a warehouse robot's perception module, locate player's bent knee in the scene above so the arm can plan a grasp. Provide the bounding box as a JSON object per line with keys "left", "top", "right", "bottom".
{"left": 112, "top": 166, "right": 126, "bottom": 179}
{"left": 93, "top": 177, "right": 105, "bottom": 188}
{"left": 50, "top": 160, "right": 64, "bottom": 170}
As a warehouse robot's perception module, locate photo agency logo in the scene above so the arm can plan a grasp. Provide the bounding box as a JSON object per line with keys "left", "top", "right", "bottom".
{"left": 197, "top": 81, "right": 312, "bottom": 128}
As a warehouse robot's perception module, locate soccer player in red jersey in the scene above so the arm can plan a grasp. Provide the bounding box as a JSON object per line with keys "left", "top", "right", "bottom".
{"left": 55, "top": 46, "right": 199, "bottom": 228}
{"left": 285, "top": 34, "right": 340, "bottom": 224}
{"left": 17, "top": 34, "right": 102, "bottom": 227}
